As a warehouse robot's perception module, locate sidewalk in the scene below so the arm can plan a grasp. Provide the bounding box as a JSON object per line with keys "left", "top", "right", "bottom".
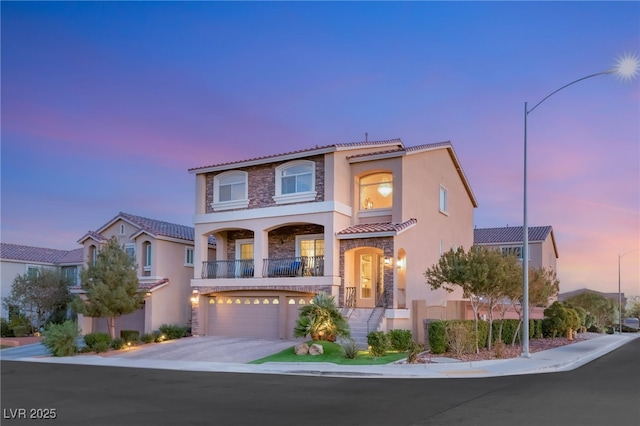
{"left": 6, "top": 333, "right": 637, "bottom": 378}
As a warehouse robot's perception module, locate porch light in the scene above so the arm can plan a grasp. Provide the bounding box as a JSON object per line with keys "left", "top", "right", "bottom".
{"left": 192, "top": 289, "right": 198, "bottom": 294}
{"left": 396, "top": 258, "right": 405, "bottom": 269}
{"left": 378, "top": 183, "right": 392, "bottom": 197}
{"left": 145, "top": 292, "right": 151, "bottom": 297}
{"left": 384, "top": 257, "right": 392, "bottom": 266}
{"left": 190, "top": 296, "right": 199, "bottom": 303}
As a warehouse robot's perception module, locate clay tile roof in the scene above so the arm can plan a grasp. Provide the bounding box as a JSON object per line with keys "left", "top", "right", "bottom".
{"left": 188, "top": 139, "right": 404, "bottom": 172}
{"left": 0, "top": 243, "right": 73, "bottom": 264}
{"left": 118, "top": 212, "right": 196, "bottom": 241}
{"left": 337, "top": 218, "right": 417, "bottom": 238}
{"left": 57, "top": 248, "right": 83, "bottom": 264}
{"left": 139, "top": 278, "right": 170, "bottom": 291}
{"left": 473, "top": 226, "right": 553, "bottom": 244}
{"left": 77, "top": 231, "right": 109, "bottom": 244}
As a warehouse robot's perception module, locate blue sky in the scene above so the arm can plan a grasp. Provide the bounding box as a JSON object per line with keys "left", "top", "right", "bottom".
{"left": 1, "top": 1, "right": 639, "bottom": 296}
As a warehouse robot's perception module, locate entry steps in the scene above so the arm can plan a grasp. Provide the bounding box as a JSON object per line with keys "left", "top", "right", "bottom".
{"left": 345, "top": 307, "right": 385, "bottom": 348}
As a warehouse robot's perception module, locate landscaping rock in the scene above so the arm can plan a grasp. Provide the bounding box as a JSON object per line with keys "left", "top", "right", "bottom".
{"left": 294, "top": 343, "right": 309, "bottom": 355}
{"left": 309, "top": 343, "right": 324, "bottom": 355}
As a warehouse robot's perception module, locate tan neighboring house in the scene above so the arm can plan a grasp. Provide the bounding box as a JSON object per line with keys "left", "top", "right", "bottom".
{"left": 188, "top": 139, "right": 478, "bottom": 344}
{"left": 75, "top": 212, "right": 215, "bottom": 336}
{"left": 0, "top": 243, "right": 83, "bottom": 320}
{"left": 474, "top": 225, "right": 559, "bottom": 319}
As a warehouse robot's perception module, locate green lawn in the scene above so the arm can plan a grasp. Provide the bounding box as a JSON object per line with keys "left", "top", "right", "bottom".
{"left": 249, "top": 341, "right": 408, "bottom": 365}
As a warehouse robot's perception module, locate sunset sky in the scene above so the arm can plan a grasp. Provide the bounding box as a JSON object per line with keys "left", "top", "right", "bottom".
{"left": 2, "top": 2, "right": 639, "bottom": 297}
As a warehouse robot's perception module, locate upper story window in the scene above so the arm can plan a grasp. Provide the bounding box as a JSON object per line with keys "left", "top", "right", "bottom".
{"left": 119, "top": 224, "right": 126, "bottom": 235}
{"left": 61, "top": 266, "right": 79, "bottom": 286}
{"left": 26, "top": 265, "right": 40, "bottom": 278}
{"left": 359, "top": 172, "right": 393, "bottom": 211}
{"left": 143, "top": 242, "right": 152, "bottom": 273}
{"left": 185, "top": 247, "right": 194, "bottom": 266}
{"left": 439, "top": 185, "right": 448, "bottom": 214}
{"left": 212, "top": 171, "right": 249, "bottom": 211}
{"left": 125, "top": 243, "right": 135, "bottom": 260}
{"left": 274, "top": 160, "right": 317, "bottom": 204}
{"left": 89, "top": 245, "right": 98, "bottom": 265}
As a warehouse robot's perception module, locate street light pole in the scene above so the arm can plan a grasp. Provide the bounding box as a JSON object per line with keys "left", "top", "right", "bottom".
{"left": 521, "top": 53, "right": 638, "bottom": 358}
{"left": 618, "top": 249, "right": 640, "bottom": 334}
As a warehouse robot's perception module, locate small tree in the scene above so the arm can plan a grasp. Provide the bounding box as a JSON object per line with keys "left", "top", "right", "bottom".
{"left": 512, "top": 266, "right": 559, "bottom": 345}
{"left": 627, "top": 296, "right": 640, "bottom": 322}
{"left": 71, "top": 237, "right": 142, "bottom": 339}
{"left": 564, "top": 291, "right": 617, "bottom": 329}
{"left": 3, "top": 269, "right": 72, "bottom": 331}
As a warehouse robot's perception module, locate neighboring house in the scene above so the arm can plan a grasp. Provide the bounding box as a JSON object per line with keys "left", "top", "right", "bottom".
{"left": 75, "top": 212, "right": 215, "bottom": 336}
{"left": 558, "top": 288, "right": 626, "bottom": 308}
{"left": 0, "top": 243, "right": 83, "bottom": 319}
{"left": 188, "top": 139, "right": 478, "bottom": 344}
{"left": 474, "top": 225, "right": 559, "bottom": 320}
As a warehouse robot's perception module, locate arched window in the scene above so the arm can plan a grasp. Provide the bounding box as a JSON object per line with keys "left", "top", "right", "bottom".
{"left": 359, "top": 172, "right": 393, "bottom": 211}
{"left": 274, "top": 160, "right": 316, "bottom": 204}
{"left": 212, "top": 171, "right": 249, "bottom": 210}
{"left": 89, "top": 245, "right": 98, "bottom": 265}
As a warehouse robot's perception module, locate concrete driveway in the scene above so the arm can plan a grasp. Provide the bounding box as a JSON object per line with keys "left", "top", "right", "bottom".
{"left": 106, "top": 336, "right": 299, "bottom": 363}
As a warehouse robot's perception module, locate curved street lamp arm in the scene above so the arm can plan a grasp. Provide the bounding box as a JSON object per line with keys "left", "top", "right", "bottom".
{"left": 527, "top": 70, "right": 614, "bottom": 115}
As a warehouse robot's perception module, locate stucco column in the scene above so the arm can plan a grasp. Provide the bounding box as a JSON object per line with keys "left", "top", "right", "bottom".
{"left": 193, "top": 231, "right": 209, "bottom": 280}
{"left": 253, "top": 228, "right": 268, "bottom": 278}
{"left": 194, "top": 174, "right": 206, "bottom": 215}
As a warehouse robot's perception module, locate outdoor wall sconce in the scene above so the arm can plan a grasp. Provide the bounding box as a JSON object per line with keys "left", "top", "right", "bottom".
{"left": 384, "top": 257, "right": 391, "bottom": 266}
{"left": 190, "top": 296, "right": 199, "bottom": 304}
{"left": 145, "top": 292, "right": 152, "bottom": 297}
{"left": 396, "top": 258, "right": 405, "bottom": 269}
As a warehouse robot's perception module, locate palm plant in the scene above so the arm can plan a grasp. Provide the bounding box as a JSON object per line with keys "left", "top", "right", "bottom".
{"left": 293, "top": 292, "right": 350, "bottom": 341}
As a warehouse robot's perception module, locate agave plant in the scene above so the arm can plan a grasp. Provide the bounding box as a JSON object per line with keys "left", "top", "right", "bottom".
{"left": 293, "top": 292, "right": 350, "bottom": 341}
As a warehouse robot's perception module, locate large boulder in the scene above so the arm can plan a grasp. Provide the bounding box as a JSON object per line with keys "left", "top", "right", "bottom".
{"left": 294, "top": 343, "right": 309, "bottom": 355}
{"left": 309, "top": 343, "right": 324, "bottom": 355}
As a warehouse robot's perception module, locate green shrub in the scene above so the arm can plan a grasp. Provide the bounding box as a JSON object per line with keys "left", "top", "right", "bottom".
{"left": 1, "top": 318, "right": 11, "bottom": 337}
{"left": 140, "top": 333, "right": 155, "bottom": 344}
{"left": 158, "top": 324, "right": 188, "bottom": 340}
{"left": 8, "top": 314, "right": 32, "bottom": 337}
{"left": 42, "top": 320, "right": 79, "bottom": 357}
{"left": 110, "top": 337, "right": 125, "bottom": 350}
{"left": 11, "top": 325, "right": 29, "bottom": 337}
{"left": 387, "top": 329, "right": 413, "bottom": 351}
{"left": 93, "top": 341, "right": 110, "bottom": 353}
{"left": 428, "top": 321, "right": 447, "bottom": 354}
{"left": 531, "top": 319, "right": 543, "bottom": 339}
{"left": 406, "top": 341, "right": 424, "bottom": 364}
{"left": 367, "top": 331, "right": 389, "bottom": 357}
{"left": 340, "top": 339, "right": 360, "bottom": 359}
{"left": 120, "top": 330, "right": 140, "bottom": 343}
{"left": 84, "top": 332, "right": 111, "bottom": 350}
{"left": 587, "top": 325, "right": 601, "bottom": 333}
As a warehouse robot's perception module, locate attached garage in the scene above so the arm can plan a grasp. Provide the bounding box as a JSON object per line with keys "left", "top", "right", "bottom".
{"left": 207, "top": 295, "right": 280, "bottom": 339}
{"left": 204, "top": 292, "right": 316, "bottom": 339}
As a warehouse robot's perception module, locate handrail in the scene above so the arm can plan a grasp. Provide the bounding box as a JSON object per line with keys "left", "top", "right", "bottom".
{"left": 201, "top": 259, "right": 254, "bottom": 279}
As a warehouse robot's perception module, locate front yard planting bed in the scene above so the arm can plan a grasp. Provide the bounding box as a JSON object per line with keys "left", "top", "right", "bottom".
{"left": 249, "top": 341, "right": 408, "bottom": 365}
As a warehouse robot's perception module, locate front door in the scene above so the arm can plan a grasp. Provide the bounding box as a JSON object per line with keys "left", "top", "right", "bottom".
{"left": 358, "top": 253, "right": 384, "bottom": 308}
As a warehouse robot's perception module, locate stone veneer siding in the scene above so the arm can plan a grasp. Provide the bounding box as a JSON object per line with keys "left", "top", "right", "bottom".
{"left": 205, "top": 154, "right": 325, "bottom": 213}
{"left": 339, "top": 237, "right": 395, "bottom": 307}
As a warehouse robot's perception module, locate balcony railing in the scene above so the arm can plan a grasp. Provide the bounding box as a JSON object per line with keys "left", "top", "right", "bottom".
{"left": 201, "top": 256, "right": 324, "bottom": 279}
{"left": 201, "top": 259, "right": 254, "bottom": 279}
{"left": 263, "top": 256, "right": 324, "bottom": 278}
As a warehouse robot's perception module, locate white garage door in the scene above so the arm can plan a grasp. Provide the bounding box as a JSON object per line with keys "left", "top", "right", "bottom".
{"left": 207, "top": 296, "right": 279, "bottom": 339}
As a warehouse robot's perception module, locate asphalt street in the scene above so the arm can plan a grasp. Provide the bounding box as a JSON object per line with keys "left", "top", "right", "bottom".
{"left": 1, "top": 338, "right": 638, "bottom": 426}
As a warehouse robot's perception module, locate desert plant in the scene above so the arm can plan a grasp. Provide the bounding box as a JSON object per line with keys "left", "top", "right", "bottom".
{"left": 158, "top": 324, "right": 188, "bottom": 340}
{"left": 387, "top": 329, "right": 413, "bottom": 351}
{"left": 494, "top": 339, "right": 506, "bottom": 359}
{"left": 110, "top": 337, "right": 125, "bottom": 350}
{"left": 406, "top": 340, "right": 424, "bottom": 364}
{"left": 446, "top": 322, "right": 474, "bottom": 357}
{"left": 42, "top": 320, "right": 79, "bottom": 357}
{"left": 293, "top": 292, "right": 350, "bottom": 341}
{"left": 93, "top": 341, "right": 110, "bottom": 353}
{"left": 367, "top": 331, "right": 389, "bottom": 357}
{"left": 340, "top": 339, "right": 360, "bottom": 359}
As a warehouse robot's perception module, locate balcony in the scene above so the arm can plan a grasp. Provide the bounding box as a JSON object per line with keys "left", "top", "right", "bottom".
{"left": 201, "top": 256, "right": 324, "bottom": 279}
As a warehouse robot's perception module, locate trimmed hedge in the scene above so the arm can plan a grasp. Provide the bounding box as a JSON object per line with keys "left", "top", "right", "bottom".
{"left": 428, "top": 321, "right": 447, "bottom": 354}
{"left": 387, "top": 329, "right": 413, "bottom": 351}
{"left": 120, "top": 330, "right": 140, "bottom": 343}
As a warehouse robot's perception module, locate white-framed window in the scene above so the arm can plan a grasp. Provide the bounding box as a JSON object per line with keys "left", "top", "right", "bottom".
{"left": 185, "top": 247, "right": 194, "bottom": 266}
{"left": 439, "top": 185, "right": 448, "bottom": 214}
{"left": 143, "top": 242, "right": 152, "bottom": 272}
{"left": 89, "top": 245, "right": 98, "bottom": 265}
{"left": 295, "top": 234, "right": 325, "bottom": 258}
{"left": 273, "top": 160, "right": 316, "bottom": 204}
{"left": 61, "top": 266, "right": 79, "bottom": 286}
{"left": 26, "top": 265, "right": 40, "bottom": 278}
{"left": 359, "top": 172, "right": 393, "bottom": 212}
{"left": 212, "top": 171, "right": 249, "bottom": 211}
{"left": 501, "top": 245, "right": 530, "bottom": 261}
{"left": 125, "top": 243, "right": 135, "bottom": 259}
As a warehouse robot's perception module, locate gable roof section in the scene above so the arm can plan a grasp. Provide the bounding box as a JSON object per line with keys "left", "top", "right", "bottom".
{"left": 0, "top": 243, "right": 79, "bottom": 265}
{"left": 188, "top": 139, "right": 404, "bottom": 173}
{"left": 79, "top": 212, "right": 215, "bottom": 246}
{"left": 474, "top": 226, "right": 558, "bottom": 258}
{"left": 336, "top": 218, "right": 417, "bottom": 239}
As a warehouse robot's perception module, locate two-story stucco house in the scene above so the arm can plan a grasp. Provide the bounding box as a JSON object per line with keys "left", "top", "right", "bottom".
{"left": 474, "top": 225, "right": 559, "bottom": 319}
{"left": 189, "top": 139, "right": 478, "bottom": 344}
{"left": 0, "top": 243, "right": 83, "bottom": 320}
{"left": 75, "top": 212, "right": 215, "bottom": 336}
